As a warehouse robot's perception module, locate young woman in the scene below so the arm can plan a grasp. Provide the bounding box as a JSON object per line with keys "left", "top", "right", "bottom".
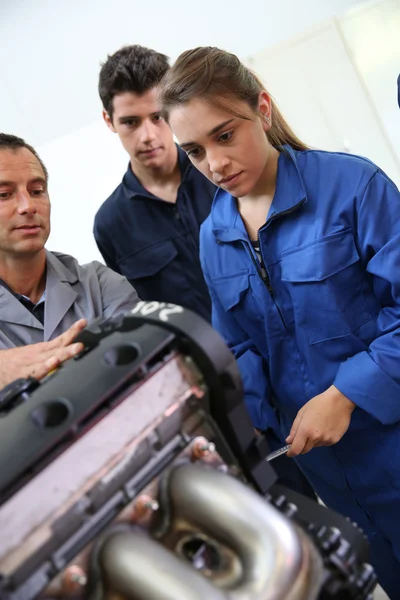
{"left": 160, "top": 46, "right": 400, "bottom": 597}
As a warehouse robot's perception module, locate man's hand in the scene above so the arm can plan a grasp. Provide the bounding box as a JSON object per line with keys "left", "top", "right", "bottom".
{"left": 286, "top": 385, "right": 356, "bottom": 457}
{"left": 0, "top": 319, "right": 87, "bottom": 389}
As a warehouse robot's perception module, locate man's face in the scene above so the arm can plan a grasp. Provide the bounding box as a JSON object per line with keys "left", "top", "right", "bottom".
{"left": 0, "top": 148, "right": 50, "bottom": 258}
{"left": 104, "top": 88, "right": 176, "bottom": 170}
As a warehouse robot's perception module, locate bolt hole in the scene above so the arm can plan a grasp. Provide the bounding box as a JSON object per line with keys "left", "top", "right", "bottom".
{"left": 31, "top": 400, "right": 71, "bottom": 428}
{"left": 103, "top": 344, "right": 139, "bottom": 366}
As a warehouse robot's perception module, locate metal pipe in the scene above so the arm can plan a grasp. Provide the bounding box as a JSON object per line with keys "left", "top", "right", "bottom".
{"left": 94, "top": 464, "right": 323, "bottom": 600}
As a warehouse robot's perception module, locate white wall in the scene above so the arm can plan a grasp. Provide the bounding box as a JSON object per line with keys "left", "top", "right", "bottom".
{"left": 0, "top": 0, "right": 367, "bottom": 146}
{"left": 0, "top": 0, "right": 375, "bottom": 264}
{"left": 339, "top": 0, "right": 400, "bottom": 155}
{"left": 40, "top": 122, "right": 127, "bottom": 264}
{"left": 248, "top": 1, "right": 400, "bottom": 188}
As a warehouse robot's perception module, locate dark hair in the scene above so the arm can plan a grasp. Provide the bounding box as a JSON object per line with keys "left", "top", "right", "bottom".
{"left": 160, "top": 46, "right": 307, "bottom": 152}
{"left": 99, "top": 45, "right": 170, "bottom": 119}
{"left": 0, "top": 133, "right": 48, "bottom": 181}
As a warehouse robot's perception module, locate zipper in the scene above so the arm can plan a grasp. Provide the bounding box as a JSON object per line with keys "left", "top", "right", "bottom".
{"left": 246, "top": 239, "right": 273, "bottom": 295}
{"left": 257, "top": 233, "right": 274, "bottom": 294}
{"left": 246, "top": 238, "right": 291, "bottom": 331}
{"left": 247, "top": 200, "right": 306, "bottom": 294}
{"left": 247, "top": 198, "right": 306, "bottom": 326}
{"left": 256, "top": 197, "right": 306, "bottom": 292}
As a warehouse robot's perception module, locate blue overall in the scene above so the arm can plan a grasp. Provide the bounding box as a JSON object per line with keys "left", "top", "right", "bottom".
{"left": 200, "top": 146, "right": 400, "bottom": 598}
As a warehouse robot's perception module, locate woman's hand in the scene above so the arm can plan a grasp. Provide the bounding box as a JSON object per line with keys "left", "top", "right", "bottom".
{"left": 286, "top": 385, "right": 356, "bottom": 456}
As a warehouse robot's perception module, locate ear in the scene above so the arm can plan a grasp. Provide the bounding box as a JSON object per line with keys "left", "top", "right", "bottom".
{"left": 103, "top": 109, "right": 116, "bottom": 133}
{"left": 257, "top": 91, "right": 272, "bottom": 132}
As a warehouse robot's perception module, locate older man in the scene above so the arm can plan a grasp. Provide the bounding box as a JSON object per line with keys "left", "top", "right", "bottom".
{"left": 0, "top": 133, "right": 139, "bottom": 385}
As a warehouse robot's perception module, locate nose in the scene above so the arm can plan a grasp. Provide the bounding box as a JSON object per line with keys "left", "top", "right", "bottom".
{"left": 139, "top": 120, "right": 157, "bottom": 144}
{"left": 16, "top": 191, "right": 37, "bottom": 215}
{"left": 207, "top": 147, "right": 230, "bottom": 175}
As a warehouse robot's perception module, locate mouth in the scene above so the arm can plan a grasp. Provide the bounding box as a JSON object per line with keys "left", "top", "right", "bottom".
{"left": 139, "top": 147, "right": 162, "bottom": 156}
{"left": 15, "top": 224, "right": 41, "bottom": 234}
{"left": 218, "top": 172, "right": 243, "bottom": 187}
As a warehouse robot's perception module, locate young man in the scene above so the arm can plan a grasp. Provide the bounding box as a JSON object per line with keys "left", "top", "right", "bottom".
{"left": 0, "top": 133, "right": 139, "bottom": 356}
{"left": 94, "top": 45, "right": 215, "bottom": 322}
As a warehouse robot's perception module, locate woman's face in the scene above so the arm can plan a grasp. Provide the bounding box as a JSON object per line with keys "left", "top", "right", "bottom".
{"left": 168, "top": 93, "right": 274, "bottom": 197}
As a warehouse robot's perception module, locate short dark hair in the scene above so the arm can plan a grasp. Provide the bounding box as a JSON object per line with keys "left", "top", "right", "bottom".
{"left": 0, "top": 133, "right": 48, "bottom": 181}
{"left": 98, "top": 45, "right": 170, "bottom": 118}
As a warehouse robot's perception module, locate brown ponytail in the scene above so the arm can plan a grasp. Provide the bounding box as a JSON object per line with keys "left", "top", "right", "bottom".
{"left": 160, "top": 46, "right": 307, "bottom": 152}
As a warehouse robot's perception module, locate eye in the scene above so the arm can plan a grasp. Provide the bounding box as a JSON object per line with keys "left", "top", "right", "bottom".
{"left": 123, "top": 119, "right": 138, "bottom": 128}
{"left": 218, "top": 130, "right": 233, "bottom": 143}
{"left": 31, "top": 188, "right": 46, "bottom": 197}
{"left": 186, "top": 147, "right": 203, "bottom": 159}
{"left": 0, "top": 192, "right": 11, "bottom": 200}
{"left": 152, "top": 114, "right": 162, "bottom": 122}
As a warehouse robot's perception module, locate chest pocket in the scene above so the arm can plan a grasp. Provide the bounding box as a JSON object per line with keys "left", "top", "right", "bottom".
{"left": 211, "top": 270, "right": 268, "bottom": 352}
{"left": 280, "top": 230, "right": 371, "bottom": 345}
{"left": 117, "top": 239, "right": 189, "bottom": 303}
{"left": 212, "top": 271, "right": 250, "bottom": 310}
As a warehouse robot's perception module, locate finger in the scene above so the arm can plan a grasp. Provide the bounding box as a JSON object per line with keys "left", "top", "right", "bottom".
{"left": 286, "top": 424, "right": 296, "bottom": 444}
{"left": 31, "top": 355, "right": 61, "bottom": 380}
{"left": 287, "top": 430, "right": 308, "bottom": 457}
{"left": 36, "top": 338, "right": 83, "bottom": 361}
{"left": 301, "top": 438, "right": 317, "bottom": 454}
{"left": 73, "top": 318, "right": 88, "bottom": 332}
{"left": 56, "top": 342, "right": 84, "bottom": 359}
{"left": 62, "top": 319, "right": 87, "bottom": 344}
{"left": 39, "top": 342, "right": 84, "bottom": 366}
{"left": 49, "top": 319, "right": 88, "bottom": 349}
{"left": 286, "top": 412, "right": 303, "bottom": 444}
{"left": 31, "top": 342, "right": 84, "bottom": 380}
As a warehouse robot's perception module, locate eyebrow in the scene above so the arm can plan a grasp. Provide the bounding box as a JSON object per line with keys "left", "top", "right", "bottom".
{"left": 118, "top": 112, "right": 160, "bottom": 124}
{"left": 118, "top": 115, "right": 138, "bottom": 123}
{"left": 180, "top": 119, "right": 235, "bottom": 149}
{"left": 30, "top": 177, "right": 47, "bottom": 186}
{"left": 0, "top": 177, "right": 47, "bottom": 187}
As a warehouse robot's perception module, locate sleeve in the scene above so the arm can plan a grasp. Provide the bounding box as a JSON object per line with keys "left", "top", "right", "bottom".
{"left": 94, "top": 262, "right": 140, "bottom": 318}
{"left": 201, "top": 253, "right": 278, "bottom": 432}
{"left": 334, "top": 170, "right": 400, "bottom": 424}
{"left": 93, "top": 213, "right": 120, "bottom": 274}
